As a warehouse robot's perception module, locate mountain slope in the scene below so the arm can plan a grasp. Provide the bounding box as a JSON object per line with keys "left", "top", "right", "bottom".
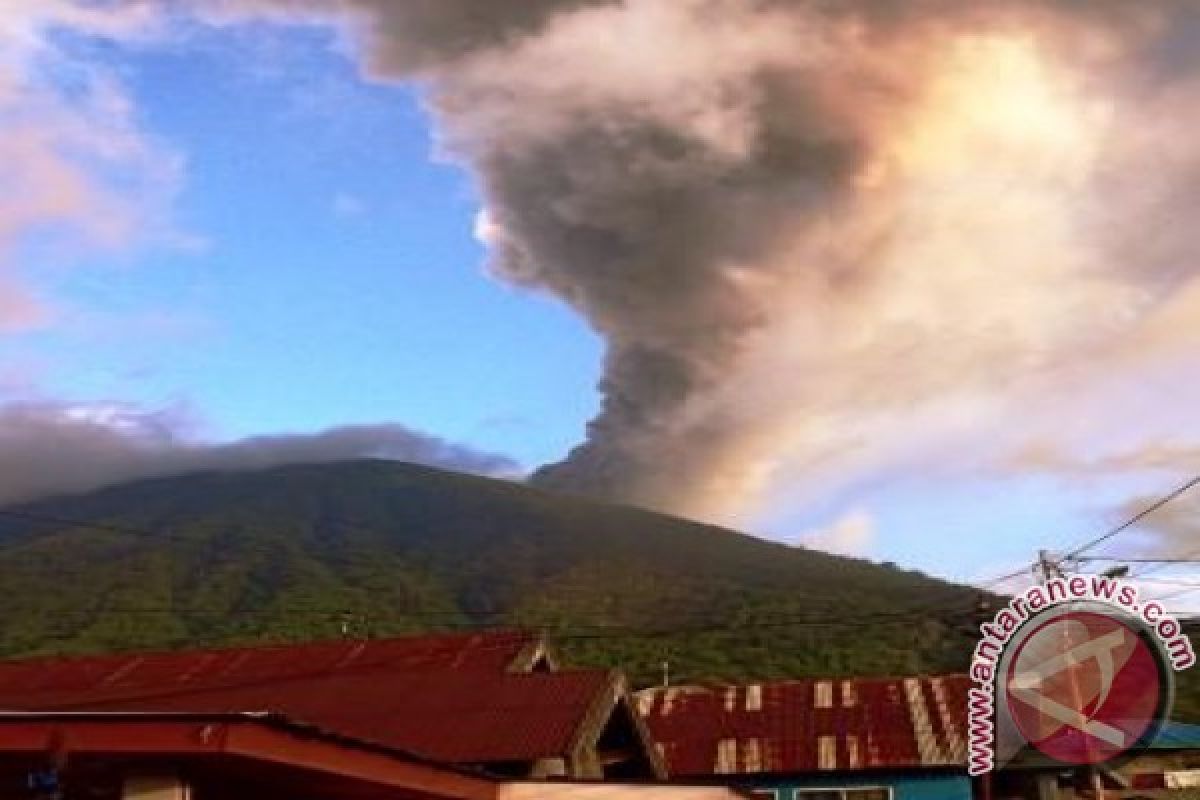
{"left": 0, "top": 460, "right": 981, "bottom": 683}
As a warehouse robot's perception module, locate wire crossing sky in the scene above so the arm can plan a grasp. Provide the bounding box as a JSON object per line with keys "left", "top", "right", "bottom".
{"left": 1, "top": 1, "right": 1199, "bottom": 591}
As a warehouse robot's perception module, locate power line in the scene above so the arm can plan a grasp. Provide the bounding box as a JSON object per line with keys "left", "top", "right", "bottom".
{"left": 0, "top": 506, "right": 992, "bottom": 640}
{"left": 1151, "top": 585, "right": 1200, "bottom": 603}
{"left": 0, "top": 507, "right": 1036, "bottom": 607}
{"left": 0, "top": 508, "right": 174, "bottom": 540}
{"left": 0, "top": 506, "right": 1027, "bottom": 594}
{"left": 1064, "top": 473, "right": 1200, "bottom": 559}
{"left": 0, "top": 602, "right": 974, "bottom": 628}
{"left": 1074, "top": 556, "right": 1200, "bottom": 565}
{"left": 976, "top": 565, "right": 1034, "bottom": 589}
{"left": 1133, "top": 576, "right": 1200, "bottom": 588}
{"left": 1135, "top": 546, "right": 1200, "bottom": 579}
{"left": 0, "top": 590, "right": 984, "bottom": 646}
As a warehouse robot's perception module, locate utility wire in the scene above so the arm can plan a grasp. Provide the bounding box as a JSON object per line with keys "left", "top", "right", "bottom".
{"left": 0, "top": 508, "right": 176, "bottom": 539}
{"left": 0, "top": 506, "right": 991, "bottom": 637}
{"left": 0, "top": 603, "right": 975, "bottom": 628}
{"left": 976, "top": 565, "right": 1035, "bottom": 590}
{"left": 1074, "top": 556, "right": 1200, "bottom": 564}
{"left": 1133, "top": 576, "right": 1200, "bottom": 588}
{"left": 1150, "top": 585, "right": 1200, "bottom": 604}
{"left": 1135, "top": 546, "right": 1200, "bottom": 579}
{"left": 0, "top": 507, "right": 1035, "bottom": 597}
{"left": 1064, "top": 473, "right": 1200, "bottom": 559}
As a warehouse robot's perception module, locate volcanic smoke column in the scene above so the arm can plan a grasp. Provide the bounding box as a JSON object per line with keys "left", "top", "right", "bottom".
{"left": 244, "top": 0, "right": 1200, "bottom": 520}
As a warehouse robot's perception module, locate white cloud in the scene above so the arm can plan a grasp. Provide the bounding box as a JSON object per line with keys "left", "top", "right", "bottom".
{"left": 0, "top": 1, "right": 187, "bottom": 330}
{"left": 796, "top": 509, "right": 876, "bottom": 558}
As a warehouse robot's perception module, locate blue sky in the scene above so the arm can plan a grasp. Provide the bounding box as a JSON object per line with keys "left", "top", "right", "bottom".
{"left": 3, "top": 3, "right": 1199, "bottom": 601}
{"left": 14, "top": 23, "right": 601, "bottom": 466}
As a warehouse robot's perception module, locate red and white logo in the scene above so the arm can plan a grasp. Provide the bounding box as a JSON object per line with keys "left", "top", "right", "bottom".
{"left": 1004, "top": 610, "right": 1164, "bottom": 765}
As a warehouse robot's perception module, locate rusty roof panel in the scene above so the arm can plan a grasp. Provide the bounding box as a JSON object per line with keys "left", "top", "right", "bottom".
{"left": 0, "top": 631, "right": 615, "bottom": 765}
{"left": 0, "top": 630, "right": 535, "bottom": 695}
{"left": 638, "top": 674, "right": 970, "bottom": 777}
{"left": 4, "top": 663, "right": 611, "bottom": 764}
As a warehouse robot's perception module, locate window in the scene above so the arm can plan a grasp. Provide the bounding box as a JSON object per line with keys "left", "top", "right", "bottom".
{"left": 794, "top": 787, "right": 892, "bottom": 800}
{"left": 795, "top": 791, "right": 840, "bottom": 800}
{"left": 845, "top": 789, "right": 890, "bottom": 800}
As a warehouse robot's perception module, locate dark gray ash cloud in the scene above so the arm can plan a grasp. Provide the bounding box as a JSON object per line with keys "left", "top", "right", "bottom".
{"left": 4, "top": 0, "right": 1143, "bottom": 528}
{"left": 0, "top": 403, "right": 519, "bottom": 507}
{"left": 215, "top": 0, "right": 1200, "bottom": 524}
{"left": 6, "top": 1, "right": 1199, "bottom": 523}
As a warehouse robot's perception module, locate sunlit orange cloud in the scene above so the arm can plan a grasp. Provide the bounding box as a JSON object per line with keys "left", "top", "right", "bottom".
{"left": 654, "top": 19, "right": 1195, "bottom": 526}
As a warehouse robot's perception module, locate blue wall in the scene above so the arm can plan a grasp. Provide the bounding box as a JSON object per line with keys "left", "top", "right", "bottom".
{"left": 743, "top": 772, "right": 972, "bottom": 800}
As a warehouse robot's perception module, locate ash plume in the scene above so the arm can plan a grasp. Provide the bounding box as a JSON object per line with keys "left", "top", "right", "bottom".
{"left": 221, "top": 0, "right": 1200, "bottom": 521}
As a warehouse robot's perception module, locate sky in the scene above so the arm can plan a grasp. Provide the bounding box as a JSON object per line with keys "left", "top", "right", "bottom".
{"left": 2, "top": 1, "right": 1199, "bottom": 604}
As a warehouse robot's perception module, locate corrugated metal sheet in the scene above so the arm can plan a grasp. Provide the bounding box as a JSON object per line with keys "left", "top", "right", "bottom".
{"left": 0, "top": 629, "right": 536, "bottom": 696}
{"left": 0, "top": 631, "right": 615, "bottom": 765}
{"left": 638, "top": 674, "right": 970, "bottom": 777}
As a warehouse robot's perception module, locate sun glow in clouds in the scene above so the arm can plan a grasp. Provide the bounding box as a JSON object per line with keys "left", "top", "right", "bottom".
{"left": 670, "top": 28, "right": 1138, "bottom": 525}
{"left": 889, "top": 34, "right": 1104, "bottom": 177}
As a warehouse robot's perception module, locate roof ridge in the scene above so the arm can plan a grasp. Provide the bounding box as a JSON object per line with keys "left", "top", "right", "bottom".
{"left": 0, "top": 627, "right": 535, "bottom": 670}
{"left": 37, "top": 662, "right": 614, "bottom": 713}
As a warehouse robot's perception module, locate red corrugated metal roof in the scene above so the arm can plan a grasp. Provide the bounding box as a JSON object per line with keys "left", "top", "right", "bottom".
{"left": 0, "top": 631, "right": 613, "bottom": 765}
{"left": 0, "top": 713, "right": 500, "bottom": 800}
{"left": 0, "top": 629, "right": 536, "bottom": 696}
{"left": 12, "top": 667, "right": 615, "bottom": 764}
{"left": 637, "top": 675, "right": 970, "bottom": 776}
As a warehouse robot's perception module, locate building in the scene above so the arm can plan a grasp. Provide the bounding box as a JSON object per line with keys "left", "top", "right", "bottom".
{"left": 993, "top": 721, "right": 1200, "bottom": 800}
{"left": 637, "top": 675, "right": 972, "bottom": 800}
{"left": 0, "top": 710, "right": 500, "bottom": 800}
{"left": 0, "top": 713, "right": 757, "bottom": 800}
{"left": 1125, "top": 721, "right": 1200, "bottom": 791}
{"left": 638, "top": 674, "right": 1200, "bottom": 800}
{"left": 0, "top": 630, "right": 664, "bottom": 786}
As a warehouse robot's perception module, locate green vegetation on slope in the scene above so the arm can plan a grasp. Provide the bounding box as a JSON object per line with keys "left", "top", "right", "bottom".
{"left": 0, "top": 459, "right": 1194, "bottom": 718}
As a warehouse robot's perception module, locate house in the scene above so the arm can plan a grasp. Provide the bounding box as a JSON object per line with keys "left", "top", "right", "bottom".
{"left": 0, "top": 630, "right": 664, "bottom": 784}
{"left": 0, "top": 710, "right": 500, "bottom": 800}
{"left": 0, "top": 712, "right": 756, "bottom": 800}
{"left": 992, "top": 721, "right": 1200, "bottom": 800}
{"left": 1127, "top": 721, "right": 1200, "bottom": 791}
{"left": 636, "top": 675, "right": 972, "bottom": 800}
{"left": 637, "top": 674, "right": 1200, "bottom": 800}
